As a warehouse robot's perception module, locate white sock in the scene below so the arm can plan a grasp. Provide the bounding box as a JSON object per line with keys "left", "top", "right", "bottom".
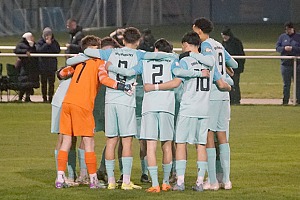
{"left": 89, "top": 173, "right": 98, "bottom": 184}
{"left": 80, "top": 169, "right": 88, "bottom": 177}
{"left": 108, "top": 177, "right": 115, "bottom": 184}
{"left": 57, "top": 171, "right": 65, "bottom": 182}
{"left": 123, "top": 174, "right": 130, "bottom": 185}
{"left": 177, "top": 175, "right": 184, "bottom": 185}
{"left": 196, "top": 176, "right": 204, "bottom": 186}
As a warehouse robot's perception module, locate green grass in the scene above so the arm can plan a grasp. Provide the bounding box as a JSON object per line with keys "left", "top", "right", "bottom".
{"left": 0, "top": 104, "right": 299, "bottom": 199}
{"left": 0, "top": 24, "right": 290, "bottom": 99}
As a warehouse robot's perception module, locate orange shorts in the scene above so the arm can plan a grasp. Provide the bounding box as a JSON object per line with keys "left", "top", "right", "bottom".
{"left": 59, "top": 103, "right": 95, "bottom": 137}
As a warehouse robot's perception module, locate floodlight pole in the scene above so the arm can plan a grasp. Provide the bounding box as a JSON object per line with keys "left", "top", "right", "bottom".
{"left": 39, "top": 7, "right": 43, "bottom": 31}
{"left": 96, "top": 0, "right": 100, "bottom": 28}
{"left": 293, "top": 58, "right": 297, "bottom": 105}
{"left": 103, "top": 0, "right": 107, "bottom": 27}
{"left": 150, "top": 0, "right": 154, "bottom": 25}
{"left": 116, "top": 0, "right": 122, "bottom": 27}
{"left": 158, "top": 0, "right": 162, "bottom": 24}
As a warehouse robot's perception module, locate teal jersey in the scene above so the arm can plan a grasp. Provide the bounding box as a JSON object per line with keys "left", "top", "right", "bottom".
{"left": 201, "top": 38, "right": 232, "bottom": 101}
{"left": 99, "top": 47, "right": 146, "bottom": 107}
{"left": 178, "top": 56, "right": 214, "bottom": 118}
{"left": 107, "top": 54, "right": 181, "bottom": 114}
{"left": 140, "top": 58, "right": 180, "bottom": 114}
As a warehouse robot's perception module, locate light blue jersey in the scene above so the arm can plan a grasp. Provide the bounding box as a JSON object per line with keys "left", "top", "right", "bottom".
{"left": 141, "top": 58, "right": 180, "bottom": 114}
{"left": 98, "top": 47, "right": 145, "bottom": 107}
{"left": 109, "top": 56, "right": 180, "bottom": 114}
{"left": 201, "top": 38, "right": 237, "bottom": 101}
{"left": 178, "top": 56, "right": 218, "bottom": 118}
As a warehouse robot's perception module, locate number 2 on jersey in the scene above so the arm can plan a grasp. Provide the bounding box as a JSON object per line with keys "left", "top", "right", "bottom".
{"left": 152, "top": 64, "right": 163, "bottom": 84}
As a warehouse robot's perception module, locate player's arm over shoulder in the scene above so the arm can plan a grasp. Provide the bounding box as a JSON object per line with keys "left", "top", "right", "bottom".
{"left": 189, "top": 52, "right": 214, "bottom": 69}
{"left": 144, "top": 78, "right": 182, "bottom": 92}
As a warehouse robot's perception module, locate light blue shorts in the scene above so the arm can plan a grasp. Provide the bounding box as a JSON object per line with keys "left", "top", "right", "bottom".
{"left": 135, "top": 116, "right": 142, "bottom": 139}
{"left": 51, "top": 105, "right": 61, "bottom": 134}
{"left": 105, "top": 104, "right": 137, "bottom": 137}
{"left": 140, "top": 112, "right": 174, "bottom": 141}
{"left": 175, "top": 115, "right": 208, "bottom": 145}
{"left": 208, "top": 100, "right": 230, "bottom": 132}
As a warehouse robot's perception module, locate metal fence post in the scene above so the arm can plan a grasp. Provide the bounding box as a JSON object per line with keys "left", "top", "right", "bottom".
{"left": 293, "top": 57, "right": 297, "bottom": 106}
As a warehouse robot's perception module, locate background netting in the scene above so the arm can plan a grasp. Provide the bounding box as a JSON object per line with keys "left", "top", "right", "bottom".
{"left": 0, "top": 0, "right": 299, "bottom": 36}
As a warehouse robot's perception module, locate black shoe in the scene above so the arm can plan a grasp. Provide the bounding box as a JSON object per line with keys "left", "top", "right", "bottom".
{"left": 140, "top": 174, "right": 151, "bottom": 183}
{"left": 169, "top": 172, "right": 177, "bottom": 184}
{"left": 25, "top": 97, "right": 31, "bottom": 102}
{"left": 96, "top": 170, "right": 107, "bottom": 183}
{"left": 116, "top": 174, "right": 123, "bottom": 184}
{"left": 282, "top": 98, "right": 289, "bottom": 105}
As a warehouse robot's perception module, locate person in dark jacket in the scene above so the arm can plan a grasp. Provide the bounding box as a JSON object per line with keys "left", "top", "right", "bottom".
{"left": 36, "top": 27, "right": 61, "bottom": 102}
{"left": 65, "top": 19, "right": 84, "bottom": 54}
{"left": 14, "top": 32, "right": 39, "bottom": 102}
{"left": 221, "top": 27, "right": 245, "bottom": 105}
{"left": 276, "top": 22, "right": 300, "bottom": 105}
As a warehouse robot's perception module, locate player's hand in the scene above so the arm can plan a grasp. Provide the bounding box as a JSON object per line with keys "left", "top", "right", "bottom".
{"left": 284, "top": 46, "right": 292, "bottom": 51}
{"left": 45, "top": 36, "right": 52, "bottom": 44}
{"left": 201, "top": 69, "right": 210, "bottom": 77}
{"left": 105, "top": 61, "right": 112, "bottom": 70}
{"left": 117, "top": 81, "right": 137, "bottom": 96}
{"left": 143, "top": 83, "right": 154, "bottom": 92}
{"left": 124, "top": 82, "right": 137, "bottom": 96}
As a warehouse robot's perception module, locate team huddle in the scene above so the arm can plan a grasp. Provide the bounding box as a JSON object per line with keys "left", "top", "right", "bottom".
{"left": 51, "top": 17, "right": 238, "bottom": 192}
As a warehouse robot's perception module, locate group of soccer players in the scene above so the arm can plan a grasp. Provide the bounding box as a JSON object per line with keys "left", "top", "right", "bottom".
{"left": 51, "top": 17, "right": 238, "bottom": 192}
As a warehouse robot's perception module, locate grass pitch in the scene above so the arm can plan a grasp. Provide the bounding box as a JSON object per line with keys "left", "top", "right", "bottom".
{"left": 0, "top": 103, "right": 299, "bottom": 199}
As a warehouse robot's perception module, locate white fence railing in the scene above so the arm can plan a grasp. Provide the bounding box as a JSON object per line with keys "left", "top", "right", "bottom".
{"left": 173, "top": 48, "right": 276, "bottom": 52}
{"left": 0, "top": 47, "right": 298, "bottom": 105}
{"left": 0, "top": 46, "right": 276, "bottom": 52}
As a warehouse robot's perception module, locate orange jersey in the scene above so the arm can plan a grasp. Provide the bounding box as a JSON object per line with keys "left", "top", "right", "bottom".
{"left": 62, "top": 58, "right": 117, "bottom": 111}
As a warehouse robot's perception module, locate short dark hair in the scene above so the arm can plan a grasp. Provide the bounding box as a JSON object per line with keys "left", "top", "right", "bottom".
{"left": 284, "top": 21, "right": 294, "bottom": 29}
{"left": 101, "top": 37, "right": 121, "bottom": 48}
{"left": 181, "top": 31, "right": 201, "bottom": 46}
{"left": 67, "top": 18, "right": 77, "bottom": 23}
{"left": 154, "top": 38, "right": 173, "bottom": 53}
{"left": 193, "top": 17, "right": 214, "bottom": 34}
{"left": 81, "top": 35, "right": 101, "bottom": 50}
{"left": 123, "top": 27, "right": 141, "bottom": 44}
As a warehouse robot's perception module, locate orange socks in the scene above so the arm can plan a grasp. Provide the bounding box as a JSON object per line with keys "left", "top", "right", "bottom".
{"left": 57, "top": 150, "right": 68, "bottom": 171}
{"left": 57, "top": 151, "right": 97, "bottom": 175}
{"left": 85, "top": 152, "right": 97, "bottom": 174}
